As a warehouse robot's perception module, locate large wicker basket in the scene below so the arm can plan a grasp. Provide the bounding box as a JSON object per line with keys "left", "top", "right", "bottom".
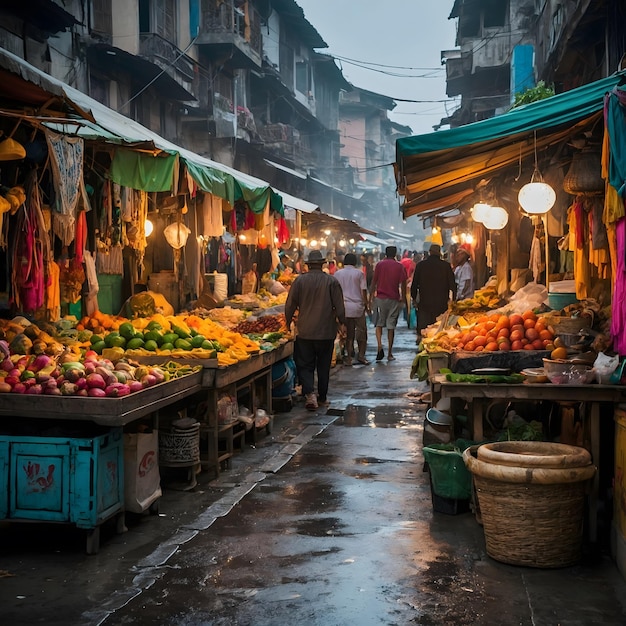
{"left": 464, "top": 442, "right": 595, "bottom": 568}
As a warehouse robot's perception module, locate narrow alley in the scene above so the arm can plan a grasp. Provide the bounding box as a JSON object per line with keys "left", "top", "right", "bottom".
{"left": 1, "top": 326, "right": 626, "bottom": 625}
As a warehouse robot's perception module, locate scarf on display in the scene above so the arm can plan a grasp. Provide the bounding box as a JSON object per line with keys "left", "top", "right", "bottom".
{"left": 45, "top": 130, "right": 91, "bottom": 245}
{"left": 11, "top": 171, "right": 49, "bottom": 313}
{"left": 611, "top": 218, "right": 626, "bottom": 355}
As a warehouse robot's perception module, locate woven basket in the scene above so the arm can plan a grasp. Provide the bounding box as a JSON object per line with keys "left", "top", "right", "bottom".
{"left": 563, "top": 150, "right": 604, "bottom": 195}
{"left": 464, "top": 442, "right": 595, "bottom": 568}
{"left": 545, "top": 315, "right": 591, "bottom": 334}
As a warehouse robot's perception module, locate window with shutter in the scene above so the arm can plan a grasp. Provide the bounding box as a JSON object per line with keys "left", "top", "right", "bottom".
{"left": 92, "top": 0, "right": 112, "bottom": 35}
{"left": 154, "top": 0, "right": 177, "bottom": 42}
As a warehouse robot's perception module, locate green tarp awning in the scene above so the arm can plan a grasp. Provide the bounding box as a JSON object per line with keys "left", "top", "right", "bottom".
{"left": 396, "top": 70, "right": 626, "bottom": 217}
{"left": 109, "top": 150, "right": 179, "bottom": 192}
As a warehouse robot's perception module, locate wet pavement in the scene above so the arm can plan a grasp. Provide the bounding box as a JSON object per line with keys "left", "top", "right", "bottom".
{"left": 2, "top": 324, "right": 626, "bottom": 624}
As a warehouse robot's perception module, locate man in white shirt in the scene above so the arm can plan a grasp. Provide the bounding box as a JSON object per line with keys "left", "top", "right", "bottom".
{"left": 334, "top": 253, "right": 370, "bottom": 365}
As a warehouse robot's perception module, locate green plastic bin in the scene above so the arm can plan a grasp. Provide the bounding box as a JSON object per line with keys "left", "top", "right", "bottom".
{"left": 423, "top": 443, "right": 473, "bottom": 501}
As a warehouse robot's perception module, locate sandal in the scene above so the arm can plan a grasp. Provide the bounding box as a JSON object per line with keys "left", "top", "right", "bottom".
{"left": 376, "top": 349, "right": 384, "bottom": 361}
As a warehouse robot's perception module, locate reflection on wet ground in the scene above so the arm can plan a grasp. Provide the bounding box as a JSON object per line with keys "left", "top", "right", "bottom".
{"left": 337, "top": 403, "right": 424, "bottom": 430}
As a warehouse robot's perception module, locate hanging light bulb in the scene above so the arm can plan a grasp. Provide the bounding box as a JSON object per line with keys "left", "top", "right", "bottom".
{"left": 482, "top": 206, "right": 509, "bottom": 230}
{"left": 349, "top": 238, "right": 355, "bottom": 244}
{"left": 451, "top": 234, "right": 459, "bottom": 243}
{"left": 518, "top": 130, "right": 556, "bottom": 214}
{"left": 324, "top": 229, "right": 331, "bottom": 236}
{"left": 144, "top": 218, "right": 154, "bottom": 237}
{"left": 310, "top": 239, "right": 318, "bottom": 248}
{"left": 299, "top": 238, "right": 307, "bottom": 246}
{"left": 464, "top": 233, "right": 474, "bottom": 245}
{"left": 471, "top": 202, "right": 490, "bottom": 223}
{"left": 338, "top": 239, "right": 346, "bottom": 247}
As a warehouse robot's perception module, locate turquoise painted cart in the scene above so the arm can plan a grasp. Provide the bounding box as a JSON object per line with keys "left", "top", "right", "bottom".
{"left": 0, "top": 371, "right": 203, "bottom": 553}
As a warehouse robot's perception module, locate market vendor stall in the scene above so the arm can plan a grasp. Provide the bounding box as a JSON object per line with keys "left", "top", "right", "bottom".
{"left": 432, "top": 373, "right": 626, "bottom": 542}
{"left": 0, "top": 370, "right": 203, "bottom": 553}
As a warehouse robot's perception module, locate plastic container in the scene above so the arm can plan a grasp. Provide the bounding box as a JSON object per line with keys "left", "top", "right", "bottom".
{"left": 548, "top": 292, "right": 578, "bottom": 310}
{"left": 423, "top": 443, "right": 473, "bottom": 515}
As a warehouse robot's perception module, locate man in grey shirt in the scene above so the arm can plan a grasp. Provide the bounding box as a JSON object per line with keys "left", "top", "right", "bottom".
{"left": 285, "top": 250, "right": 346, "bottom": 410}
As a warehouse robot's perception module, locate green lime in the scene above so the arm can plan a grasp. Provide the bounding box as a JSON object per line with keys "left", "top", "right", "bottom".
{"left": 190, "top": 335, "right": 206, "bottom": 348}
{"left": 174, "top": 338, "right": 192, "bottom": 350}
{"left": 126, "top": 337, "right": 145, "bottom": 350}
{"left": 160, "top": 342, "right": 174, "bottom": 351}
{"left": 146, "top": 321, "right": 162, "bottom": 331}
{"left": 144, "top": 339, "right": 158, "bottom": 352}
{"left": 162, "top": 333, "right": 179, "bottom": 345}
{"left": 118, "top": 322, "right": 136, "bottom": 340}
{"left": 90, "top": 334, "right": 103, "bottom": 345}
{"left": 92, "top": 340, "right": 106, "bottom": 354}
{"left": 104, "top": 331, "right": 121, "bottom": 348}
{"left": 143, "top": 330, "right": 163, "bottom": 345}
{"left": 201, "top": 340, "right": 213, "bottom": 350}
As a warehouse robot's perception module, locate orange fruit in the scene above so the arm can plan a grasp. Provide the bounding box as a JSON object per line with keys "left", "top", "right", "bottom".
{"left": 525, "top": 328, "right": 539, "bottom": 342}
{"left": 510, "top": 324, "right": 524, "bottom": 335}
{"left": 464, "top": 341, "right": 475, "bottom": 351}
{"left": 523, "top": 318, "right": 536, "bottom": 329}
{"left": 485, "top": 342, "right": 499, "bottom": 352}
{"left": 511, "top": 340, "right": 523, "bottom": 350}
{"left": 551, "top": 347, "right": 568, "bottom": 360}
{"left": 522, "top": 310, "right": 537, "bottom": 321}
{"left": 497, "top": 328, "right": 510, "bottom": 338}
{"left": 510, "top": 329, "right": 524, "bottom": 342}
{"left": 498, "top": 340, "right": 511, "bottom": 351}
{"left": 539, "top": 329, "right": 552, "bottom": 341}
{"left": 509, "top": 314, "right": 524, "bottom": 327}
{"left": 531, "top": 339, "right": 544, "bottom": 350}
{"left": 473, "top": 335, "right": 487, "bottom": 347}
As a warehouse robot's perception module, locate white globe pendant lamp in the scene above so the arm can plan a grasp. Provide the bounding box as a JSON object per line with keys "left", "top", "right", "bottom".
{"left": 482, "top": 206, "right": 509, "bottom": 230}
{"left": 471, "top": 202, "right": 491, "bottom": 223}
{"left": 518, "top": 131, "right": 556, "bottom": 215}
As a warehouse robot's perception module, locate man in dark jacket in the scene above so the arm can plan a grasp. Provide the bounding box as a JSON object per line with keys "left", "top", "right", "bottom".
{"left": 410, "top": 244, "right": 456, "bottom": 337}
{"left": 285, "top": 250, "right": 346, "bottom": 410}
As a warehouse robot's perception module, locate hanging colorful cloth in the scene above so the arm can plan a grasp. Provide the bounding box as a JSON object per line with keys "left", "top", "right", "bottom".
{"left": 45, "top": 130, "right": 90, "bottom": 246}
{"left": 276, "top": 216, "right": 290, "bottom": 244}
{"left": 11, "top": 172, "right": 49, "bottom": 313}
{"left": 611, "top": 217, "right": 626, "bottom": 355}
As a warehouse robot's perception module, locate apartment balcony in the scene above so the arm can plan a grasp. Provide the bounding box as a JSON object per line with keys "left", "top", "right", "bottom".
{"left": 196, "top": 0, "right": 262, "bottom": 69}
{"left": 85, "top": 34, "right": 197, "bottom": 102}
{"left": 258, "top": 123, "right": 314, "bottom": 169}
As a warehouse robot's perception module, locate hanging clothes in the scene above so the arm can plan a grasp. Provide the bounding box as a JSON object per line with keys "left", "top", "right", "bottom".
{"left": 45, "top": 257, "right": 61, "bottom": 321}
{"left": 202, "top": 192, "right": 225, "bottom": 237}
{"left": 611, "top": 218, "right": 626, "bottom": 355}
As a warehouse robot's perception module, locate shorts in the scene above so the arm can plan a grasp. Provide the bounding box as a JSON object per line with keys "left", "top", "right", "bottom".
{"left": 373, "top": 298, "right": 402, "bottom": 329}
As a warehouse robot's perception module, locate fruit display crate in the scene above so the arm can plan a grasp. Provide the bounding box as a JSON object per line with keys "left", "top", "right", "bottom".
{"left": 0, "top": 371, "right": 203, "bottom": 426}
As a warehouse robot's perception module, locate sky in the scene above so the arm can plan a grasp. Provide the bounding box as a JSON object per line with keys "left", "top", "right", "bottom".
{"left": 295, "top": 0, "right": 460, "bottom": 136}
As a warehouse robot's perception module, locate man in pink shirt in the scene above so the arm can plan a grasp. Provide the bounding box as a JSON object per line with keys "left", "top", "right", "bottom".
{"left": 369, "top": 246, "right": 407, "bottom": 361}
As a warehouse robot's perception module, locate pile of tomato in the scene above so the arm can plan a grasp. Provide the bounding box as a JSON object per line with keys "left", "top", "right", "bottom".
{"left": 455, "top": 311, "right": 555, "bottom": 352}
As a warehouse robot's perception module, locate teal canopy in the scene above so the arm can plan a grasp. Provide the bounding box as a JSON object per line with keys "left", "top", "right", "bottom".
{"left": 396, "top": 70, "right": 626, "bottom": 217}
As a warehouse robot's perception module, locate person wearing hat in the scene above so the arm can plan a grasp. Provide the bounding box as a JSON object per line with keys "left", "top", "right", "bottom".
{"left": 369, "top": 246, "right": 408, "bottom": 361}
{"left": 285, "top": 250, "right": 346, "bottom": 411}
{"left": 455, "top": 244, "right": 474, "bottom": 301}
{"left": 411, "top": 244, "right": 456, "bottom": 338}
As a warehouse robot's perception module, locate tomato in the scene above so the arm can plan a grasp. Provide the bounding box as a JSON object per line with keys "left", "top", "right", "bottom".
{"left": 497, "top": 328, "right": 510, "bottom": 338}
{"left": 498, "top": 341, "right": 511, "bottom": 351}
{"left": 523, "top": 318, "right": 536, "bottom": 329}
{"left": 511, "top": 340, "right": 523, "bottom": 350}
{"left": 510, "top": 329, "right": 524, "bottom": 342}
{"left": 525, "top": 328, "right": 539, "bottom": 341}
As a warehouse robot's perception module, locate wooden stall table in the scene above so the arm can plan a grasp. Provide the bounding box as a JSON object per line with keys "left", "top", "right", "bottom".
{"left": 0, "top": 371, "right": 203, "bottom": 553}
{"left": 432, "top": 374, "right": 626, "bottom": 542}
{"left": 198, "top": 341, "right": 294, "bottom": 477}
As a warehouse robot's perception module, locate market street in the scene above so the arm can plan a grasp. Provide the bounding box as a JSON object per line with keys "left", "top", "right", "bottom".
{"left": 2, "top": 325, "right": 626, "bottom": 625}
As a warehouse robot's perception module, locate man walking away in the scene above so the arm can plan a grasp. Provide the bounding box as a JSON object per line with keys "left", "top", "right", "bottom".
{"left": 369, "top": 246, "right": 407, "bottom": 362}
{"left": 411, "top": 244, "right": 456, "bottom": 339}
{"left": 334, "top": 253, "right": 370, "bottom": 366}
{"left": 285, "top": 250, "right": 346, "bottom": 411}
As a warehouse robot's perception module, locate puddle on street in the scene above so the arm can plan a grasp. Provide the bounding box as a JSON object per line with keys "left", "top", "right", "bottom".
{"left": 335, "top": 404, "right": 424, "bottom": 429}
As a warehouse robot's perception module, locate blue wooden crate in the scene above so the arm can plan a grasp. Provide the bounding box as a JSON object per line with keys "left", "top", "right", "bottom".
{"left": 0, "top": 428, "right": 124, "bottom": 529}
